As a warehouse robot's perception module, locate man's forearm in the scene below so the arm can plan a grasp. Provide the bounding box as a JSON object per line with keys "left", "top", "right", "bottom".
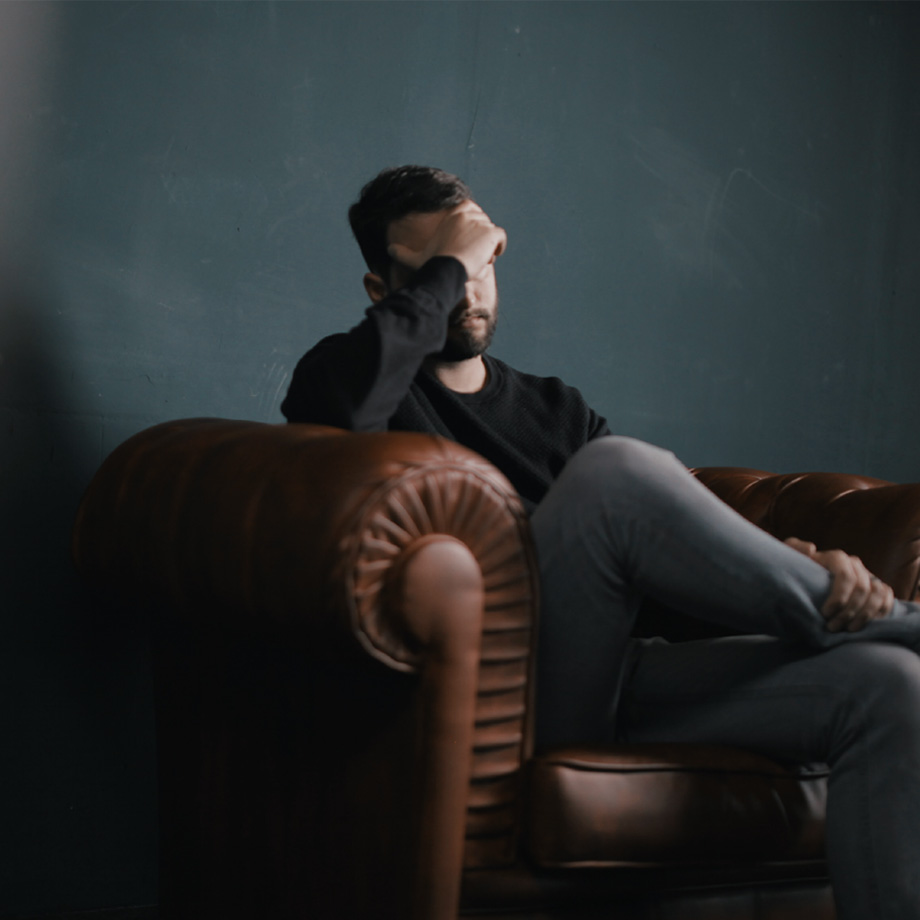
{"left": 281, "top": 256, "right": 467, "bottom": 431}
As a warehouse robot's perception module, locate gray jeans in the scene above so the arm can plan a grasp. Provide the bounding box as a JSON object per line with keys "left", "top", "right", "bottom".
{"left": 531, "top": 436, "right": 920, "bottom": 920}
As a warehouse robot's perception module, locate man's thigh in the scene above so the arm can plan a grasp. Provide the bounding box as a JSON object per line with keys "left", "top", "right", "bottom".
{"left": 618, "top": 635, "right": 917, "bottom": 763}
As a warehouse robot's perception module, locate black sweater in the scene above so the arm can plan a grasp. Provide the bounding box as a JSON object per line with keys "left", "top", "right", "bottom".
{"left": 281, "top": 257, "right": 610, "bottom": 513}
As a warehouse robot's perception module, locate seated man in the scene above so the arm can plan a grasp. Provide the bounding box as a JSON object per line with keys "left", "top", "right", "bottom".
{"left": 282, "top": 165, "right": 920, "bottom": 920}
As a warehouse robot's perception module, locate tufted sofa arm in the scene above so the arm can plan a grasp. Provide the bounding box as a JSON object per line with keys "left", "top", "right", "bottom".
{"left": 72, "top": 418, "right": 539, "bottom": 920}
{"left": 73, "top": 418, "right": 537, "bottom": 662}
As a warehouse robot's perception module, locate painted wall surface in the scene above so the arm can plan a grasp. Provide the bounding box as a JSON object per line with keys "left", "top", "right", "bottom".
{"left": 2, "top": 1, "right": 918, "bottom": 913}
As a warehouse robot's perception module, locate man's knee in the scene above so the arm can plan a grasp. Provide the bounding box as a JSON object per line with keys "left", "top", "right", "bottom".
{"left": 559, "top": 436, "right": 679, "bottom": 493}
{"left": 862, "top": 644, "right": 920, "bottom": 707}
{"left": 831, "top": 643, "right": 920, "bottom": 737}
{"left": 533, "top": 437, "right": 688, "bottom": 538}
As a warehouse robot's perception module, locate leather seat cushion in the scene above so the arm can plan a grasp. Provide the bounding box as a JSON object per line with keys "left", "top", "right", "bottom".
{"left": 526, "top": 744, "right": 828, "bottom": 869}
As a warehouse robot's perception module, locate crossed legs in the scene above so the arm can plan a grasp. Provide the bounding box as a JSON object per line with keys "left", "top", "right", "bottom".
{"left": 531, "top": 436, "right": 920, "bottom": 920}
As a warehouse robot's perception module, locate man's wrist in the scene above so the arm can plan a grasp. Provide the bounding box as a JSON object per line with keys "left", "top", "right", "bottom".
{"left": 400, "top": 255, "right": 468, "bottom": 309}
{"left": 416, "top": 254, "right": 468, "bottom": 286}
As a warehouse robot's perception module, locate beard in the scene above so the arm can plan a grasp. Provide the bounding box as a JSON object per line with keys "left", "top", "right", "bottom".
{"left": 437, "top": 303, "right": 499, "bottom": 361}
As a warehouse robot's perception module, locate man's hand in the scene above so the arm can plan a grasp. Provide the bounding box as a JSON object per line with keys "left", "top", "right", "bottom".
{"left": 386, "top": 200, "right": 507, "bottom": 280}
{"left": 784, "top": 537, "right": 894, "bottom": 632}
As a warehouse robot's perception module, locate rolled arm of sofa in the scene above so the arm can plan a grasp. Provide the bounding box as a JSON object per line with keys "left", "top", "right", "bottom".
{"left": 73, "top": 419, "right": 540, "bottom": 918}
{"left": 73, "top": 417, "right": 538, "bottom": 669}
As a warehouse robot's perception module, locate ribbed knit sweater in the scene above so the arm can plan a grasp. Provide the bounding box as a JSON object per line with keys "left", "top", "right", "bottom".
{"left": 281, "top": 256, "right": 609, "bottom": 513}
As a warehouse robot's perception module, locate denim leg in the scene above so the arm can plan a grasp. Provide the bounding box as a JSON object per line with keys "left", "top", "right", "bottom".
{"left": 531, "top": 436, "right": 920, "bottom": 747}
{"left": 532, "top": 435, "right": 920, "bottom": 919}
{"left": 619, "top": 636, "right": 920, "bottom": 920}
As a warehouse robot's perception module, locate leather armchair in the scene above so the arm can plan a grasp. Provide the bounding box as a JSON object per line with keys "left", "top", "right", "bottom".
{"left": 72, "top": 419, "right": 920, "bottom": 920}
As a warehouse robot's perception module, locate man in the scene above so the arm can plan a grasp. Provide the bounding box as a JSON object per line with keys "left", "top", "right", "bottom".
{"left": 283, "top": 165, "right": 920, "bottom": 919}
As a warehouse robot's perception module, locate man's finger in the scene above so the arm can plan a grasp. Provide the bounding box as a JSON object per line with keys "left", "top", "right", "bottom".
{"left": 828, "top": 578, "right": 871, "bottom": 631}
{"left": 387, "top": 242, "right": 426, "bottom": 271}
{"left": 809, "top": 545, "right": 895, "bottom": 633}
{"left": 784, "top": 537, "right": 817, "bottom": 558}
{"left": 846, "top": 578, "right": 894, "bottom": 631}
{"left": 824, "top": 559, "right": 874, "bottom": 632}
{"left": 821, "top": 550, "right": 858, "bottom": 621}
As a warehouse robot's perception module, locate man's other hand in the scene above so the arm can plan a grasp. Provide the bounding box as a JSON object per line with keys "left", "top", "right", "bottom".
{"left": 784, "top": 536, "right": 894, "bottom": 632}
{"left": 387, "top": 201, "right": 507, "bottom": 280}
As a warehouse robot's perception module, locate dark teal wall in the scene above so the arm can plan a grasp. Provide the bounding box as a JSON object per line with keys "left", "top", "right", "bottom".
{"left": 2, "top": 1, "right": 918, "bottom": 913}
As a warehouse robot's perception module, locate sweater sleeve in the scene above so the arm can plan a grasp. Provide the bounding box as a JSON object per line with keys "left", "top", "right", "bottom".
{"left": 588, "top": 409, "right": 612, "bottom": 441}
{"left": 281, "top": 256, "right": 467, "bottom": 431}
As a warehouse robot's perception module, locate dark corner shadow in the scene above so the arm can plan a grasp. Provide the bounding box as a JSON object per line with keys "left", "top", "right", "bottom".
{"left": 0, "top": 280, "right": 157, "bottom": 912}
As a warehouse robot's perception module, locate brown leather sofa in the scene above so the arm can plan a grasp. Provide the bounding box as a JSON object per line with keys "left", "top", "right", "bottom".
{"left": 71, "top": 418, "right": 920, "bottom": 920}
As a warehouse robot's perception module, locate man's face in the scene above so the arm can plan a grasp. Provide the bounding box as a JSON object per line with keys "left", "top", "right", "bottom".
{"left": 385, "top": 208, "right": 499, "bottom": 361}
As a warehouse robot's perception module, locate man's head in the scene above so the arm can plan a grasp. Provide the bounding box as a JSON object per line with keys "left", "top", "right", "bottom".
{"left": 350, "top": 165, "right": 500, "bottom": 363}
{"left": 349, "top": 165, "right": 472, "bottom": 281}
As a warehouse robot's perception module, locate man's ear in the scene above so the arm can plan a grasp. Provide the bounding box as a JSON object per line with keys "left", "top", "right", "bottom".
{"left": 363, "top": 272, "right": 388, "bottom": 304}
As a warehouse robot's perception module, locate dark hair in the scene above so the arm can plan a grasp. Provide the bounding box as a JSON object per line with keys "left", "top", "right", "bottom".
{"left": 348, "top": 165, "right": 471, "bottom": 277}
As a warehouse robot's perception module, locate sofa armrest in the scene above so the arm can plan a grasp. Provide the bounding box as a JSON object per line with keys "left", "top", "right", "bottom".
{"left": 693, "top": 467, "right": 920, "bottom": 601}
{"left": 72, "top": 418, "right": 540, "bottom": 919}
{"left": 73, "top": 417, "right": 537, "bottom": 664}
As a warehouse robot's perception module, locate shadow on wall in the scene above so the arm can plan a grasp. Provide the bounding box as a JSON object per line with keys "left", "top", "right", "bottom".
{"left": 1, "top": 6, "right": 157, "bottom": 913}
{"left": 0, "top": 280, "right": 158, "bottom": 915}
